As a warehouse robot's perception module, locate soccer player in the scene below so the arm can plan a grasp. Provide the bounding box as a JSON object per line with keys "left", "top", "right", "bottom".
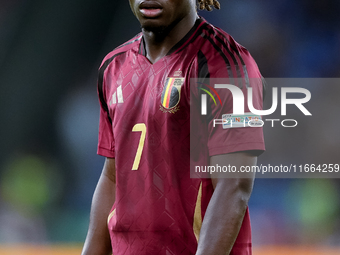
{"left": 82, "top": 0, "right": 265, "bottom": 254}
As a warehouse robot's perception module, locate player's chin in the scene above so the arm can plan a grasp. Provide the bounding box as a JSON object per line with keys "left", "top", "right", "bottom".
{"left": 141, "top": 21, "right": 168, "bottom": 34}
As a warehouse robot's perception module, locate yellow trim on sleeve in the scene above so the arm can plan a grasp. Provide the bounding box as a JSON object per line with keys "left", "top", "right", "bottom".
{"left": 193, "top": 182, "right": 203, "bottom": 241}
{"left": 107, "top": 208, "right": 116, "bottom": 225}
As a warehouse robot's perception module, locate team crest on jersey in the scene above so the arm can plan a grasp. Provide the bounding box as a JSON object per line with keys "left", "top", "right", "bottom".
{"left": 160, "top": 77, "right": 184, "bottom": 113}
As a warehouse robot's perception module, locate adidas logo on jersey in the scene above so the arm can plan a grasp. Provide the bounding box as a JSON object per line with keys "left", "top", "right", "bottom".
{"left": 110, "top": 85, "right": 124, "bottom": 105}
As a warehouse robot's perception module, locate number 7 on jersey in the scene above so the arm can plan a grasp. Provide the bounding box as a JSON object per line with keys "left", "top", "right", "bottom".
{"left": 132, "top": 123, "right": 146, "bottom": 170}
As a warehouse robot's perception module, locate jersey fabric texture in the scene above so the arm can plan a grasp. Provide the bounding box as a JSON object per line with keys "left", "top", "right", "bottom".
{"left": 97, "top": 17, "right": 265, "bottom": 255}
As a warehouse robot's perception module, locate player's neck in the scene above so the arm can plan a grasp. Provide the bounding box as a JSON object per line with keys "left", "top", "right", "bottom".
{"left": 142, "top": 13, "right": 198, "bottom": 64}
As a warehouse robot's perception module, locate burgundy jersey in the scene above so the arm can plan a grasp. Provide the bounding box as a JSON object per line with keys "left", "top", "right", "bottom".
{"left": 97, "top": 18, "right": 265, "bottom": 255}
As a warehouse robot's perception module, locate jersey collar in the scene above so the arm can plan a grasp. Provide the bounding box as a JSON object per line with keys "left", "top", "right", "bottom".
{"left": 138, "top": 17, "right": 207, "bottom": 57}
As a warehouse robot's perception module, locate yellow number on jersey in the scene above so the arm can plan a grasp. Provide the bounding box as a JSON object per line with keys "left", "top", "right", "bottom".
{"left": 132, "top": 123, "right": 146, "bottom": 170}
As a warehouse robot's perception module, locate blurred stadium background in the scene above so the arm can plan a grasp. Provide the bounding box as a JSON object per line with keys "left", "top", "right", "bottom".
{"left": 1, "top": 0, "right": 340, "bottom": 254}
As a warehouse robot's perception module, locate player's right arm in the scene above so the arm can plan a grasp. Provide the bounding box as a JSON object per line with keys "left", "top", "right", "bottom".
{"left": 81, "top": 157, "right": 116, "bottom": 255}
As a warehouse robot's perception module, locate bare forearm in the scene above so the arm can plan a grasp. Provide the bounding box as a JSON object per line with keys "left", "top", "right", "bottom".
{"left": 196, "top": 152, "right": 256, "bottom": 255}
{"left": 82, "top": 159, "right": 116, "bottom": 255}
{"left": 195, "top": 180, "right": 252, "bottom": 255}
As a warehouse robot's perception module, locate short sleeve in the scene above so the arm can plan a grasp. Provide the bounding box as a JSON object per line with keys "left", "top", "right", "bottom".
{"left": 192, "top": 42, "right": 265, "bottom": 157}
{"left": 207, "top": 77, "right": 265, "bottom": 156}
{"left": 97, "top": 66, "right": 115, "bottom": 158}
{"left": 97, "top": 102, "right": 115, "bottom": 158}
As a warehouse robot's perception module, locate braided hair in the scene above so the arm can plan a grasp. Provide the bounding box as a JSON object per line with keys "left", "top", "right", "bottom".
{"left": 198, "top": 0, "right": 221, "bottom": 11}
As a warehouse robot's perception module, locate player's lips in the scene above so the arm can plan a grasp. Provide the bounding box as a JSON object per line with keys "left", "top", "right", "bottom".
{"left": 139, "top": 1, "right": 163, "bottom": 18}
{"left": 140, "top": 8, "right": 163, "bottom": 18}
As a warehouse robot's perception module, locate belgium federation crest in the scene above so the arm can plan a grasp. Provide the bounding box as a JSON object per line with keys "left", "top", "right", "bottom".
{"left": 160, "top": 77, "right": 184, "bottom": 112}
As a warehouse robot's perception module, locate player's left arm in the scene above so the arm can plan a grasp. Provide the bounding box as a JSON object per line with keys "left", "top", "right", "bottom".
{"left": 195, "top": 151, "right": 256, "bottom": 255}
